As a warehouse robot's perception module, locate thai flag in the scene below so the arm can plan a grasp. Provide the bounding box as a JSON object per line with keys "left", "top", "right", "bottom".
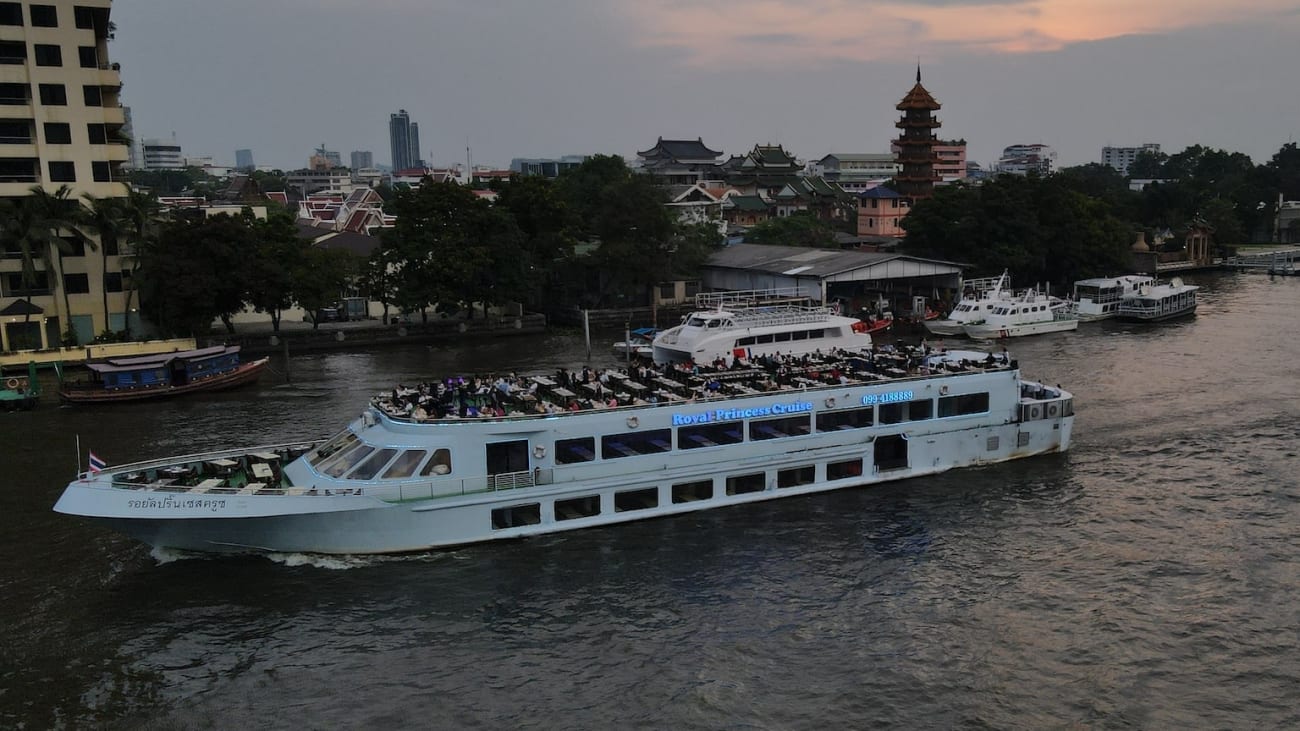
{"left": 88, "top": 452, "right": 107, "bottom": 473}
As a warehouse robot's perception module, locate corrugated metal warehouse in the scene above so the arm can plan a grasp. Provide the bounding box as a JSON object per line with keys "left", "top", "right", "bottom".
{"left": 702, "top": 244, "right": 966, "bottom": 315}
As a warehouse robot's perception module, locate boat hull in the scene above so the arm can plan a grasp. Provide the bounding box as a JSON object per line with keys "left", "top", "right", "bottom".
{"left": 60, "top": 358, "right": 269, "bottom": 404}
{"left": 964, "top": 319, "right": 1079, "bottom": 339}
{"left": 1116, "top": 305, "right": 1196, "bottom": 322}
{"left": 924, "top": 319, "right": 973, "bottom": 336}
{"left": 57, "top": 413, "right": 1072, "bottom": 555}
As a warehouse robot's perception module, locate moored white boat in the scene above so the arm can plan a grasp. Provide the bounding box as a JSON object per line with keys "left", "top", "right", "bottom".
{"left": 54, "top": 346, "right": 1075, "bottom": 555}
{"left": 652, "top": 289, "right": 872, "bottom": 365}
{"left": 1115, "top": 278, "right": 1198, "bottom": 322}
{"left": 926, "top": 271, "right": 1016, "bottom": 336}
{"left": 1072, "top": 275, "right": 1156, "bottom": 321}
{"left": 963, "top": 290, "right": 1079, "bottom": 339}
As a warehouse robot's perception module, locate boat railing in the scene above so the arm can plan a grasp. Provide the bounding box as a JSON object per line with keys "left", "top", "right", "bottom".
{"left": 696, "top": 288, "right": 809, "bottom": 310}
{"left": 726, "top": 306, "right": 837, "bottom": 329}
{"left": 94, "top": 440, "right": 323, "bottom": 483}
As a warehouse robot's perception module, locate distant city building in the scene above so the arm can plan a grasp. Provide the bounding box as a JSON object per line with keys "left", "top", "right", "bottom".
{"left": 122, "top": 106, "right": 138, "bottom": 169}
{"left": 389, "top": 110, "right": 422, "bottom": 170}
{"left": 286, "top": 168, "right": 355, "bottom": 197}
{"left": 893, "top": 67, "right": 943, "bottom": 201}
{"left": 510, "top": 155, "right": 589, "bottom": 178}
{"left": 1101, "top": 143, "right": 1161, "bottom": 176}
{"left": 310, "top": 143, "right": 341, "bottom": 170}
{"left": 995, "top": 144, "right": 1056, "bottom": 176}
{"left": 350, "top": 150, "right": 373, "bottom": 170}
{"left": 142, "top": 138, "right": 184, "bottom": 170}
{"left": 933, "top": 139, "right": 967, "bottom": 181}
{"left": 235, "top": 148, "right": 255, "bottom": 171}
{"left": 965, "top": 161, "right": 991, "bottom": 181}
{"left": 636, "top": 137, "right": 724, "bottom": 185}
{"left": 351, "top": 167, "right": 384, "bottom": 187}
{"left": 811, "top": 154, "right": 898, "bottom": 193}
{"left": 857, "top": 186, "right": 910, "bottom": 239}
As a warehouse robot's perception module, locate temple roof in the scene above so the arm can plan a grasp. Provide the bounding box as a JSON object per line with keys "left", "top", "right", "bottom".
{"left": 897, "top": 66, "right": 941, "bottom": 111}
{"left": 750, "top": 144, "right": 799, "bottom": 168}
{"left": 636, "top": 137, "right": 723, "bottom": 161}
{"left": 725, "top": 194, "right": 770, "bottom": 212}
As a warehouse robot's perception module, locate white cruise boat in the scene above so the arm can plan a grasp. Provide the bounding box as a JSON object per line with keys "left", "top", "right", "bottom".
{"left": 651, "top": 289, "right": 872, "bottom": 365}
{"left": 54, "top": 347, "right": 1075, "bottom": 555}
{"left": 1071, "top": 275, "right": 1156, "bottom": 321}
{"left": 925, "top": 271, "right": 1016, "bottom": 336}
{"left": 963, "top": 289, "right": 1079, "bottom": 339}
{"left": 1116, "top": 278, "right": 1198, "bottom": 322}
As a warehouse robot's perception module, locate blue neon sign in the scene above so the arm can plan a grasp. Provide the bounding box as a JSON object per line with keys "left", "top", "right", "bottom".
{"left": 861, "top": 390, "right": 914, "bottom": 406}
{"left": 672, "top": 400, "right": 813, "bottom": 426}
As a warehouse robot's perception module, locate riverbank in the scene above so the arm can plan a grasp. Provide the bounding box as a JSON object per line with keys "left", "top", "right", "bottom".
{"left": 215, "top": 313, "right": 548, "bottom": 356}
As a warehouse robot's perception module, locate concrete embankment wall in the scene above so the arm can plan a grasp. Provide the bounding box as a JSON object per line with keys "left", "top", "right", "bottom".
{"left": 220, "top": 314, "right": 548, "bottom": 356}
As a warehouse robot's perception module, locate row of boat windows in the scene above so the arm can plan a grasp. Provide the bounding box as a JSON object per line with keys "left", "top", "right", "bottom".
{"left": 309, "top": 432, "right": 452, "bottom": 480}
{"left": 733, "top": 329, "right": 830, "bottom": 347}
{"left": 991, "top": 305, "right": 1049, "bottom": 316}
{"left": 554, "top": 393, "right": 989, "bottom": 464}
{"left": 493, "top": 440, "right": 912, "bottom": 530}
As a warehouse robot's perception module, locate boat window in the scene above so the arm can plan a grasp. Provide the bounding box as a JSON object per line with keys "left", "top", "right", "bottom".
{"left": 938, "top": 392, "right": 990, "bottom": 417}
{"left": 736, "top": 336, "right": 756, "bottom": 347}
{"left": 707, "top": 319, "right": 722, "bottom": 328}
{"left": 907, "top": 399, "right": 933, "bottom": 421}
{"left": 614, "top": 487, "right": 658, "bottom": 512}
{"left": 556, "top": 437, "right": 596, "bottom": 464}
{"left": 491, "top": 503, "right": 540, "bottom": 529}
{"left": 310, "top": 431, "right": 358, "bottom": 466}
{"left": 672, "top": 479, "right": 713, "bottom": 503}
{"left": 688, "top": 317, "right": 708, "bottom": 327}
{"left": 774, "top": 331, "right": 792, "bottom": 342}
{"left": 749, "top": 414, "right": 811, "bottom": 440}
{"left": 418, "top": 448, "right": 453, "bottom": 476}
{"left": 816, "top": 406, "right": 874, "bottom": 431}
{"left": 808, "top": 329, "right": 824, "bottom": 339}
{"left": 315, "top": 440, "right": 368, "bottom": 474}
{"left": 678, "top": 422, "right": 743, "bottom": 449}
{"left": 879, "top": 403, "right": 905, "bottom": 424}
{"left": 874, "top": 434, "right": 909, "bottom": 471}
{"left": 381, "top": 449, "right": 428, "bottom": 479}
{"left": 777, "top": 465, "right": 815, "bottom": 488}
{"left": 755, "top": 333, "right": 774, "bottom": 344}
{"left": 601, "top": 429, "right": 672, "bottom": 459}
{"left": 791, "top": 330, "right": 809, "bottom": 340}
{"left": 346, "top": 448, "right": 399, "bottom": 480}
{"left": 827, "top": 459, "right": 864, "bottom": 481}
{"left": 324, "top": 445, "right": 375, "bottom": 477}
{"left": 555, "top": 495, "right": 600, "bottom": 521}
{"left": 726, "top": 472, "right": 765, "bottom": 495}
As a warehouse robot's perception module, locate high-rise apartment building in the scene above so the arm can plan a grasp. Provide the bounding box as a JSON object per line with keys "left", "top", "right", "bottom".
{"left": 141, "top": 138, "right": 182, "bottom": 169}
{"left": 0, "top": 0, "right": 133, "bottom": 349}
{"left": 350, "top": 150, "right": 372, "bottom": 170}
{"left": 389, "top": 109, "right": 421, "bottom": 170}
{"left": 1101, "top": 143, "right": 1160, "bottom": 176}
{"left": 235, "top": 148, "right": 254, "bottom": 171}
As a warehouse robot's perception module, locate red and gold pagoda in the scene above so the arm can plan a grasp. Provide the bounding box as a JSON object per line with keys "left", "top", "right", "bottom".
{"left": 894, "top": 67, "right": 942, "bottom": 201}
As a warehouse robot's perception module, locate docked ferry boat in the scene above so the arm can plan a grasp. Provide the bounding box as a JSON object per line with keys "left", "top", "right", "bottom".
{"left": 963, "top": 290, "right": 1078, "bottom": 339}
{"left": 1115, "top": 278, "right": 1198, "bottom": 322}
{"left": 652, "top": 289, "right": 872, "bottom": 365}
{"left": 925, "top": 271, "right": 1015, "bottom": 336}
{"left": 1071, "top": 275, "right": 1156, "bottom": 321}
{"left": 59, "top": 345, "right": 268, "bottom": 404}
{"left": 54, "top": 346, "right": 1075, "bottom": 555}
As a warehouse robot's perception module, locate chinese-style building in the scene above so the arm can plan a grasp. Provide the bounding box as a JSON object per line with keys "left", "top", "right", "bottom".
{"left": 636, "top": 138, "right": 725, "bottom": 185}
{"left": 894, "top": 67, "right": 942, "bottom": 201}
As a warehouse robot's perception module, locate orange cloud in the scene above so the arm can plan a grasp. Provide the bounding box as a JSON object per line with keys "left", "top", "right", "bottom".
{"left": 624, "top": 0, "right": 1298, "bottom": 66}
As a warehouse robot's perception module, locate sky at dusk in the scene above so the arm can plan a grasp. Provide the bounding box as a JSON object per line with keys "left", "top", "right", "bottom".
{"left": 111, "top": 0, "right": 1300, "bottom": 171}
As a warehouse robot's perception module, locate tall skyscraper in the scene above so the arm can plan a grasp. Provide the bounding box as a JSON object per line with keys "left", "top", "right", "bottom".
{"left": 350, "top": 150, "right": 373, "bottom": 170}
{"left": 389, "top": 109, "right": 422, "bottom": 170}
{"left": 235, "top": 148, "right": 255, "bottom": 171}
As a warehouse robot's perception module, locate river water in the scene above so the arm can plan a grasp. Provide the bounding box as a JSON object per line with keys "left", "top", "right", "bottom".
{"left": 3, "top": 273, "right": 1299, "bottom": 730}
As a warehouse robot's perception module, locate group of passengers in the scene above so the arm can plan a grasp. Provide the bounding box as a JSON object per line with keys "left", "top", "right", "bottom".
{"left": 376, "top": 341, "right": 1010, "bottom": 421}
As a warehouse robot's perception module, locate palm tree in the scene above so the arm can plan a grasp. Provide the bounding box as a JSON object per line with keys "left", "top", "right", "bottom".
{"left": 118, "top": 189, "right": 164, "bottom": 337}
{"left": 0, "top": 187, "right": 90, "bottom": 348}
{"left": 80, "top": 193, "right": 129, "bottom": 335}
{"left": 24, "top": 186, "right": 93, "bottom": 345}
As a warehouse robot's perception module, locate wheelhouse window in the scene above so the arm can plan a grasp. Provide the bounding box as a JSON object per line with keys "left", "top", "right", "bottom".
{"left": 816, "top": 406, "right": 874, "bottom": 431}
{"left": 418, "top": 448, "right": 452, "bottom": 476}
{"left": 678, "top": 422, "right": 743, "bottom": 449}
{"left": 381, "top": 449, "right": 427, "bottom": 479}
{"left": 938, "top": 393, "right": 989, "bottom": 418}
{"left": 309, "top": 432, "right": 358, "bottom": 465}
{"left": 555, "top": 436, "right": 596, "bottom": 464}
{"left": 601, "top": 429, "right": 671, "bottom": 459}
{"left": 346, "top": 448, "right": 399, "bottom": 480}
{"left": 322, "top": 444, "right": 375, "bottom": 478}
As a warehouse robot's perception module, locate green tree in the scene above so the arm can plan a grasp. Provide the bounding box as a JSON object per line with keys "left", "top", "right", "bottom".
{"left": 79, "top": 193, "right": 130, "bottom": 335}
{"left": 746, "top": 213, "right": 837, "bottom": 248}
{"left": 118, "top": 190, "right": 165, "bottom": 337}
{"left": 493, "top": 174, "right": 576, "bottom": 309}
{"left": 294, "top": 247, "right": 354, "bottom": 329}
{"left": 244, "top": 212, "right": 303, "bottom": 333}
{"left": 136, "top": 215, "right": 247, "bottom": 336}
{"left": 1128, "top": 150, "right": 1168, "bottom": 179}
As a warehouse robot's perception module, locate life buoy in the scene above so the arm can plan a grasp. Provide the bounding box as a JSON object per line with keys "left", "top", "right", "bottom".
{"left": 533, "top": 445, "right": 546, "bottom": 459}
{"left": 4, "top": 377, "right": 18, "bottom": 390}
{"left": 626, "top": 416, "right": 639, "bottom": 429}
{"left": 824, "top": 397, "right": 836, "bottom": 408}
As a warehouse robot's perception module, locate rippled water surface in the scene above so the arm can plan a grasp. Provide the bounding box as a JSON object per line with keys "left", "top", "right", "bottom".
{"left": 3, "top": 273, "right": 1299, "bottom": 729}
